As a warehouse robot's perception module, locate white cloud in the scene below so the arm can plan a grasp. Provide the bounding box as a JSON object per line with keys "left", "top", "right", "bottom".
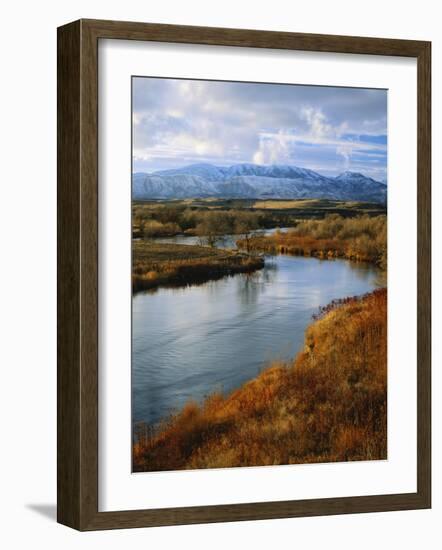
{"left": 132, "top": 77, "right": 387, "bottom": 178}
{"left": 300, "top": 107, "right": 333, "bottom": 141}
{"left": 166, "top": 109, "right": 183, "bottom": 118}
{"left": 336, "top": 143, "right": 353, "bottom": 170}
{"left": 132, "top": 112, "right": 141, "bottom": 126}
{"left": 253, "top": 131, "right": 293, "bottom": 164}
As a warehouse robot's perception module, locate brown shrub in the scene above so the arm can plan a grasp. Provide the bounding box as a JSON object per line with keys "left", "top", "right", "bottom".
{"left": 238, "top": 214, "right": 387, "bottom": 268}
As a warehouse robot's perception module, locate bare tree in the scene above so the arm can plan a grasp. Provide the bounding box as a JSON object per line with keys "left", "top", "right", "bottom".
{"left": 195, "top": 212, "right": 232, "bottom": 247}
{"left": 234, "top": 211, "right": 259, "bottom": 252}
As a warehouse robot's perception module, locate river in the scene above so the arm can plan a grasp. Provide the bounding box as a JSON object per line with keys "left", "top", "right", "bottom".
{"left": 132, "top": 232, "right": 382, "bottom": 426}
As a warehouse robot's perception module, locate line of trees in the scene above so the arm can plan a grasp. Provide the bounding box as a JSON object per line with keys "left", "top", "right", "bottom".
{"left": 133, "top": 204, "right": 281, "bottom": 239}
{"left": 133, "top": 205, "right": 262, "bottom": 247}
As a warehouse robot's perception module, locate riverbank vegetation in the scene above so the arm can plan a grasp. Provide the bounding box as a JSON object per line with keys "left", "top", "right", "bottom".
{"left": 133, "top": 241, "right": 264, "bottom": 291}
{"left": 132, "top": 198, "right": 386, "bottom": 239}
{"left": 133, "top": 288, "right": 387, "bottom": 471}
{"left": 237, "top": 214, "right": 387, "bottom": 269}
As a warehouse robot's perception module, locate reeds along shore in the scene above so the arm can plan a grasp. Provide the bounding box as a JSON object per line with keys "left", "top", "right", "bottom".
{"left": 133, "top": 288, "right": 387, "bottom": 472}
{"left": 237, "top": 214, "right": 387, "bottom": 268}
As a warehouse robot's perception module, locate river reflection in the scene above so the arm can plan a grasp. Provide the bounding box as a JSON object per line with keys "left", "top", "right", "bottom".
{"left": 132, "top": 243, "right": 382, "bottom": 426}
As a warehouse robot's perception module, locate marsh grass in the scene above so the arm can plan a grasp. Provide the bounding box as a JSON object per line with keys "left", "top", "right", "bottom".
{"left": 132, "top": 241, "right": 264, "bottom": 291}
{"left": 238, "top": 214, "right": 387, "bottom": 268}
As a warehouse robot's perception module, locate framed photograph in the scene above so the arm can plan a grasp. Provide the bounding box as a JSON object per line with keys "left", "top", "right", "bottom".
{"left": 57, "top": 19, "right": 431, "bottom": 530}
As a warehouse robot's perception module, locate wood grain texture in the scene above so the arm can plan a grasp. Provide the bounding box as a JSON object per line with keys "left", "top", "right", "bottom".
{"left": 57, "top": 20, "right": 81, "bottom": 529}
{"left": 416, "top": 42, "right": 431, "bottom": 507}
{"left": 83, "top": 18, "right": 427, "bottom": 56}
{"left": 57, "top": 19, "right": 431, "bottom": 531}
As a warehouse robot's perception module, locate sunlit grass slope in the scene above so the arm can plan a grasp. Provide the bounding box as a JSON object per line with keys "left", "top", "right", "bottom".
{"left": 133, "top": 288, "right": 387, "bottom": 471}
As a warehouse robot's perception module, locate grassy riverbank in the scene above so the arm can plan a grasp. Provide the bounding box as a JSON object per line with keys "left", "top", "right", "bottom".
{"left": 237, "top": 214, "right": 387, "bottom": 268}
{"left": 133, "top": 288, "right": 387, "bottom": 471}
{"left": 133, "top": 241, "right": 264, "bottom": 291}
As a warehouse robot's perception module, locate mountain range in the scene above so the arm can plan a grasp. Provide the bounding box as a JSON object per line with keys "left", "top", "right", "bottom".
{"left": 132, "top": 163, "right": 387, "bottom": 204}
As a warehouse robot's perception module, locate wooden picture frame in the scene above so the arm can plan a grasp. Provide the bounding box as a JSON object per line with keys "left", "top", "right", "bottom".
{"left": 57, "top": 18, "right": 431, "bottom": 530}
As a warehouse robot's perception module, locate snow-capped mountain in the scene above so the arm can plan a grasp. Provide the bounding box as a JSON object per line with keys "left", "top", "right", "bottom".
{"left": 154, "top": 163, "right": 226, "bottom": 182}
{"left": 132, "top": 173, "right": 218, "bottom": 199}
{"left": 132, "top": 163, "right": 387, "bottom": 203}
{"left": 333, "top": 171, "right": 387, "bottom": 203}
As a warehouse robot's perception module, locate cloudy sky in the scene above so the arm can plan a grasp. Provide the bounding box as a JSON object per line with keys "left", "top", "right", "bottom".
{"left": 132, "top": 77, "right": 387, "bottom": 181}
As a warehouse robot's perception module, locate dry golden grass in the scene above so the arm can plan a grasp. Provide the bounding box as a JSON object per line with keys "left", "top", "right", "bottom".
{"left": 133, "top": 288, "right": 387, "bottom": 471}
{"left": 238, "top": 214, "right": 387, "bottom": 268}
{"left": 252, "top": 199, "right": 324, "bottom": 209}
{"left": 251, "top": 199, "right": 369, "bottom": 210}
{"left": 133, "top": 241, "right": 264, "bottom": 291}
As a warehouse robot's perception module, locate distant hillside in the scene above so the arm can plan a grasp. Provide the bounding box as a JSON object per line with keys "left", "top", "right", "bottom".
{"left": 132, "top": 163, "right": 387, "bottom": 204}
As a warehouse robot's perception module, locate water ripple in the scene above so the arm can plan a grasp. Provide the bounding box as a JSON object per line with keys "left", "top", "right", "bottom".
{"left": 133, "top": 253, "right": 381, "bottom": 425}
